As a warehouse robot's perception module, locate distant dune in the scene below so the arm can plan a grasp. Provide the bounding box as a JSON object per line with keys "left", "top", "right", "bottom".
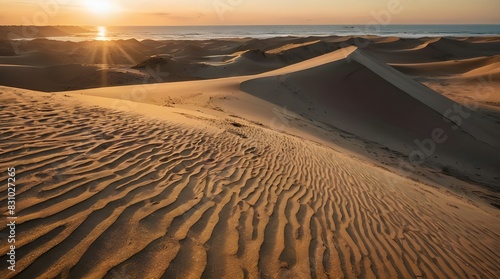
{"left": 0, "top": 25, "right": 91, "bottom": 40}
{"left": 0, "top": 35, "right": 499, "bottom": 278}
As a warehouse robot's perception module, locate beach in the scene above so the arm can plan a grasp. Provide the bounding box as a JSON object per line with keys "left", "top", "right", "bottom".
{"left": 0, "top": 32, "right": 499, "bottom": 278}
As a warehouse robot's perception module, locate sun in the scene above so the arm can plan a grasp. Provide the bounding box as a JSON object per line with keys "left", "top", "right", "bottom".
{"left": 96, "top": 26, "right": 108, "bottom": 40}
{"left": 85, "top": 0, "right": 115, "bottom": 15}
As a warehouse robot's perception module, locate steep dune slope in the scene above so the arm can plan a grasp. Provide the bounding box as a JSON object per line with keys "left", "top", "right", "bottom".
{"left": 241, "top": 47, "right": 500, "bottom": 187}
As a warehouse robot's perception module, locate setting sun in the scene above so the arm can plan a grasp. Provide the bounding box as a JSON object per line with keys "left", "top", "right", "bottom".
{"left": 96, "top": 26, "right": 108, "bottom": 40}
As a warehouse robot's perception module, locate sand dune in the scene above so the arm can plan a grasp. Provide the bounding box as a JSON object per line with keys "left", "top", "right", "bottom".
{"left": 0, "top": 26, "right": 90, "bottom": 40}
{"left": 362, "top": 37, "right": 433, "bottom": 51}
{"left": 431, "top": 37, "right": 500, "bottom": 55}
{"left": 0, "top": 37, "right": 336, "bottom": 91}
{"left": 7, "top": 39, "right": 152, "bottom": 66}
{"left": 0, "top": 39, "right": 15, "bottom": 56}
{"left": 1, "top": 35, "right": 500, "bottom": 278}
{"left": 364, "top": 37, "right": 500, "bottom": 63}
{"left": 264, "top": 40, "right": 335, "bottom": 63}
{"left": 391, "top": 55, "right": 500, "bottom": 77}
{"left": 461, "top": 59, "right": 500, "bottom": 80}
{"left": 1, "top": 87, "right": 499, "bottom": 278}
{"left": 2, "top": 36, "right": 499, "bottom": 91}
{"left": 0, "top": 64, "right": 148, "bottom": 91}
{"left": 66, "top": 45, "right": 500, "bottom": 189}
{"left": 241, "top": 47, "right": 500, "bottom": 184}
{"left": 71, "top": 47, "right": 500, "bottom": 185}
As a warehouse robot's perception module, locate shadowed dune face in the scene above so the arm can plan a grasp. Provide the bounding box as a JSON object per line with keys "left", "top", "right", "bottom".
{"left": 241, "top": 50, "right": 500, "bottom": 188}
{"left": 0, "top": 39, "right": 15, "bottom": 56}
{"left": 1, "top": 88, "right": 499, "bottom": 278}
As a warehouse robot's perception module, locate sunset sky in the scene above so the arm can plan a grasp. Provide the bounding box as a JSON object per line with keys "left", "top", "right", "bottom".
{"left": 0, "top": 0, "right": 499, "bottom": 26}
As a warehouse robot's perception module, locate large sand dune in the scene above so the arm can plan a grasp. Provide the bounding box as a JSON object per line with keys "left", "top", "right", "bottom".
{"left": 1, "top": 35, "right": 499, "bottom": 278}
{"left": 1, "top": 87, "right": 499, "bottom": 278}
{"left": 72, "top": 46, "right": 500, "bottom": 189}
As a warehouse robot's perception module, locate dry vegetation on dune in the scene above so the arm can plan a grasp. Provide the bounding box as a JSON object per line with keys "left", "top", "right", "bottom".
{"left": 1, "top": 35, "right": 500, "bottom": 278}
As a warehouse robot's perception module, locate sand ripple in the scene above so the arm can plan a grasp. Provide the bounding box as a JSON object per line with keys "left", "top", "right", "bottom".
{"left": 0, "top": 89, "right": 499, "bottom": 278}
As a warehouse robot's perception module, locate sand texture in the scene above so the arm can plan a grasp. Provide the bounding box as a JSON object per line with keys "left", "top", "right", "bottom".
{"left": 0, "top": 35, "right": 499, "bottom": 278}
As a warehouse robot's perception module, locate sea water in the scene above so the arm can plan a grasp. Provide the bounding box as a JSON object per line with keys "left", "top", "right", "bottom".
{"left": 48, "top": 24, "right": 500, "bottom": 41}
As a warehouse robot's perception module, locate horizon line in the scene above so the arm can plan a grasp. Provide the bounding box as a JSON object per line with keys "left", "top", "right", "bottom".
{"left": 1, "top": 23, "right": 500, "bottom": 27}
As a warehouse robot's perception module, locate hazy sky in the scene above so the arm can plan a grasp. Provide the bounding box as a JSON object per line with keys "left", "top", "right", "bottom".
{"left": 0, "top": 0, "right": 499, "bottom": 25}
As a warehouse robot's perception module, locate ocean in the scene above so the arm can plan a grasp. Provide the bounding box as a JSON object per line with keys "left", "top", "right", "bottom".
{"left": 50, "top": 24, "right": 500, "bottom": 41}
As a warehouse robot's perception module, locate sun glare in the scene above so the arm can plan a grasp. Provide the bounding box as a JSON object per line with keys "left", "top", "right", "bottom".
{"left": 96, "top": 26, "right": 108, "bottom": 40}
{"left": 85, "top": 0, "right": 115, "bottom": 15}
